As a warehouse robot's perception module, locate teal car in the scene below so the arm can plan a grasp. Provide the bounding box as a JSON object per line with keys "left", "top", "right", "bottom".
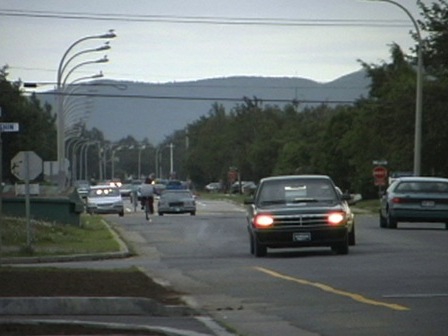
{"left": 379, "top": 176, "right": 448, "bottom": 229}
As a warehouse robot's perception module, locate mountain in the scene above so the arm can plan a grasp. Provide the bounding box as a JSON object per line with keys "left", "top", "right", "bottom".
{"left": 38, "top": 70, "right": 370, "bottom": 145}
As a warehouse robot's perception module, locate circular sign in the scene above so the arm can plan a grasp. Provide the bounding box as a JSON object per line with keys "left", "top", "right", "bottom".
{"left": 373, "top": 166, "right": 387, "bottom": 179}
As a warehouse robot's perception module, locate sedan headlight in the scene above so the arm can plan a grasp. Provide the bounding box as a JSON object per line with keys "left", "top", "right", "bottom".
{"left": 253, "top": 214, "right": 274, "bottom": 228}
{"left": 327, "top": 212, "right": 347, "bottom": 225}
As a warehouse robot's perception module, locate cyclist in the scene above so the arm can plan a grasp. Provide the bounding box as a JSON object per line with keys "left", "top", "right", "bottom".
{"left": 140, "top": 176, "right": 155, "bottom": 221}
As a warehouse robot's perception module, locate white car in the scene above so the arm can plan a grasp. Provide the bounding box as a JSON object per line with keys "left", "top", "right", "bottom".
{"left": 157, "top": 189, "right": 196, "bottom": 216}
{"left": 205, "top": 182, "right": 222, "bottom": 193}
{"left": 86, "top": 185, "right": 124, "bottom": 216}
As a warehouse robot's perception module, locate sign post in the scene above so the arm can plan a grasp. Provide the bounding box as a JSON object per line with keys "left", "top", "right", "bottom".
{"left": 10, "top": 151, "right": 42, "bottom": 249}
{"left": 373, "top": 166, "right": 388, "bottom": 186}
{"left": 373, "top": 165, "right": 388, "bottom": 197}
{"left": 0, "top": 121, "right": 20, "bottom": 257}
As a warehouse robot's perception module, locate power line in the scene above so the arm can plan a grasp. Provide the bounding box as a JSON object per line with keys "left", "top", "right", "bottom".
{"left": 0, "top": 9, "right": 411, "bottom": 27}
{"left": 26, "top": 90, "right": 356, "bottom": 105}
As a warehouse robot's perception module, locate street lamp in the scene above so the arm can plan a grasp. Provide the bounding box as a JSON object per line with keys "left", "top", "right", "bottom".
{"left": 111, "top": 145, "right": 123, "bottom": 179}
{"left": 72, "top": 139, "right": 90, "bottom": 184}
{"left": 61, "top": 56, "right": 109, "bottom": 88}
{"left": 366, "top": 0, "right": 423, "bottom": 176}
{"left": 65, "top": 71, "right": 103, "bottom": 87}
{"left": 169, "top": 143, "right": 175, "bottom": 176}
{"left": 60, "top": 44, "right": 110, "bottom": 79}
{"left": 56, "top": 31, "right": 116, "bottom": 190}
{"left": 82, "top": 141, "right": 99, "bottom": 181}
{"left": 155, "top": 144, "right": 174, "bottom": 179}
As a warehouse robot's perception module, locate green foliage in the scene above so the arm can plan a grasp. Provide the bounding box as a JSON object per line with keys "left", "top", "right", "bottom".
{"left": 418, "top": 0, "right": 448, "bottom": 77}
{"left": 0, "top": 68, "right": 57, "bottom": 183}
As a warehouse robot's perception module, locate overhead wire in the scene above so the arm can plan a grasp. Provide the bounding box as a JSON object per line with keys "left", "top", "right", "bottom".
{"left": 25, "top": 90, "right": 357, "bottom": 105}
{"left": 0, "top": 8, "right": 411, "bottom": 27}
{"left": 5, "top": 8, "right": 378, "bottom": 104}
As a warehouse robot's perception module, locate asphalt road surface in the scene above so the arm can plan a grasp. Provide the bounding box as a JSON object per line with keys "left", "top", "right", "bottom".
{"left": 51, "top": 198, "right": 448, "bottom": 335}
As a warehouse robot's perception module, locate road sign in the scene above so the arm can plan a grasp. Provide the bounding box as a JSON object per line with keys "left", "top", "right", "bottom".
{"left": 0, "top": 122, "right": 19, "bottom": 132}
{"left": 373, "top": 166, "right": 388, "bottom": 186}
{"left": 372, "top": 160, "right": 388, "bottom": 166}
{"left": 11, "top": 151, "right": 43, "bottom": 181}
{"left": 373, "top": 166, "right": 388, "bottom": 179}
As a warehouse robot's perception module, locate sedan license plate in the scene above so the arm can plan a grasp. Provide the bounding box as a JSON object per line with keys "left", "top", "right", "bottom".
{"left": 421, "top": 200, "right": 435, "bottom": 207}
{"left": 293, "top": 232, "right": 311, "bottom": 242}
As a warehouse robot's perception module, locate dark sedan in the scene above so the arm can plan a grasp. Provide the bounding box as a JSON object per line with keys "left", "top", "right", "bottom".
{"left": 245, "top": 175, "right": 355, "bottom": 257}
{"left": 379, "top": 176, "right": 448, "bottom": 229}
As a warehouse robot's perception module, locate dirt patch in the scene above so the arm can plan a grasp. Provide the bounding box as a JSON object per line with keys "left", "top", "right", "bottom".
{"left": 0, "top": 267, "right": 184, "bottom": 305}
{"left": 0, "top": 267, "right": 186, "bottom": 335}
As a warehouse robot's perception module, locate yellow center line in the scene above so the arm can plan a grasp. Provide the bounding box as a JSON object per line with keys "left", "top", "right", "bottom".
{"left": 254, "top": 266, "right": 409, "bottom": 311}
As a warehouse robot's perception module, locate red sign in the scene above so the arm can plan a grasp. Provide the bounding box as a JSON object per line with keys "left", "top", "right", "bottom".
{"left": 228, "top": 170, "right": 238, "bottom": 183}
{"left": 373, "top": 166, "right": 388, "bottom": 186}
{"left": 373, "top": 166, "right": 387, "bottom": 179}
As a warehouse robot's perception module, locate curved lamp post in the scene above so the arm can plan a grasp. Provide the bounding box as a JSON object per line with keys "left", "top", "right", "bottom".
{"left": 63, "top": 101, "right": 92, "bottom": 141}
{"left": 56, "top": 31, "right": 116, "bottom": 190}
{"left": 65, "top": 71, "right": 103, "bottom": 88}
{"left": 61, "top": 56, "right": 109, "bottom": 88}
{"left": 81, "top": 141, "right": 99, "bottom": 181}
{"left": 60, "top": 44, "right": 110, "bottom": 79}
{"left": 367, "top": 0, "right": 423, "bottom": 176}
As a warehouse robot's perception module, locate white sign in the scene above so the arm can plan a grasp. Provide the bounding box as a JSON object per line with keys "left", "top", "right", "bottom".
{"left": 15, "top": 183, "right": 40, "bottom": 196}
{"left": 0, "top": 122, "right": 19, "bottom": 132}
{"left": 11, "top": 151, "right": 43, "bottom": 181}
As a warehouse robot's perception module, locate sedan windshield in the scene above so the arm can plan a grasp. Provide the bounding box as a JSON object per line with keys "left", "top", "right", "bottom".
{"left": 162, "top": 191, "right": 192, "bottom": 200}
{"left": 258, "top": 179, "right": 337, "bottom": 204}
{"left": 395, "top": 181, "right": 448, "bottom": 193}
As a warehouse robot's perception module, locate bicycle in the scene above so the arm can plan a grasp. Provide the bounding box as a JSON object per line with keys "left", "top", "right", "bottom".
{"left": 131, "top": 190, "right": 138, "bottom": 212}
{"left": 144, "top": 196, "right": 154, "bottom": 221}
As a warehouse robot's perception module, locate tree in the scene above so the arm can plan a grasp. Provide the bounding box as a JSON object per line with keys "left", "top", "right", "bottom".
{"left": 418, "top": 0, "right": 448, "bottom": 78}
{"left": 0, "top": 67, "right": 56, "bottom": 182}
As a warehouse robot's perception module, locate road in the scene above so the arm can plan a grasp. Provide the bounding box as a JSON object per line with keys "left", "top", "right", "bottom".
{"left": 65, "top": 198, "right": 448, "bottom": 335}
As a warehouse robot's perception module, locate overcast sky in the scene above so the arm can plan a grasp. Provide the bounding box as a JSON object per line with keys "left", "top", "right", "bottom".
{"left": 1, "top": 0, "right": 426, "bottom": 86}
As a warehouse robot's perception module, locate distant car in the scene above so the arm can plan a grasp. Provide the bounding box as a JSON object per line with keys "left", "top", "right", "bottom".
{"left": 205, "top": 182, "right": 222, "bottom": 193}
{"left": 165, "top": 180, "right": 186, "bottom": 190}
{"left": 86, "top": 185, "right": 124, "bottom": 216}
{"left": 245, "top": 175, "right": 355, "bottom": 257}
{"left": 230, "top": 181, "right": 256, "bottom": 194}
{"left": 126, "top": 180, "right": 144, "bottom": 202}
{"left": 379, "top": 176, "right": 448, "bottom": 229}
{"left": 242, "top": 181, "right": 257, "bottom": 196}
{"left": 152, "top": 179, "right": 167, "bottom": 196}
{"left": 74, "top": 180, "right": 90, "bottom": 199}
{"left": 388, "top": 171, "right": 414, "bottom": 186}
{"left": 119, "top": 183, "right": 133, "bottom": 197}
{"left": 158, "top": 189, "right": 196, "bottom": 216}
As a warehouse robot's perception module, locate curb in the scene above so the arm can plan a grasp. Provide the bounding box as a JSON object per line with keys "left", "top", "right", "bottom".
{"left": 0, "top": 296, "right": 194, "bottom": 316}
{"left": 1, "top": 318, "right": 215, "bottom": 336}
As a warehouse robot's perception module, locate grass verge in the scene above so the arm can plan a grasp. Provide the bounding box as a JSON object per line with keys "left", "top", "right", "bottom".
{"left": 0, "top": 214, "right": 121, "bottom": 258}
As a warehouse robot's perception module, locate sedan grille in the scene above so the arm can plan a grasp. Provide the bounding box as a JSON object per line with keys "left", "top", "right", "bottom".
{"left": 99, "top": 203, "right": 114, "bottom": 207}
{"left": 272, "top": 213, "right": 329, "bottom": 227}
{"left": 169, "top": 202, "right": 183, "bottom": 207}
